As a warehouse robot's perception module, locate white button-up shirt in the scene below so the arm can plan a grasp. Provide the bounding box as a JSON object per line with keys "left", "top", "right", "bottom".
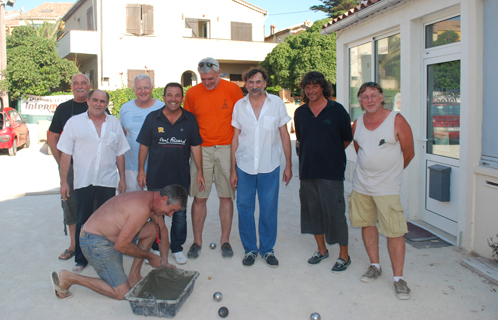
{"left": 232, "top": 93, "right": 291, "bottom": 174}
{"left": 57, "top": 111, "right": 130, "bottom": 189}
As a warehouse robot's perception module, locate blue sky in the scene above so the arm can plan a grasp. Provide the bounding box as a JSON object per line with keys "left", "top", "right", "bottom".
{"left": 11, "top": 0, "right": 329, "bottom": 36}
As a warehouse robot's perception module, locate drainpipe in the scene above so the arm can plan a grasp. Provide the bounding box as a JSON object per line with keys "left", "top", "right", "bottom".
{"left": 99, "top": 0, "right": 103, "bottom": 88}
{"left": 320, "top": 0, "right": 405, "bottom": 35}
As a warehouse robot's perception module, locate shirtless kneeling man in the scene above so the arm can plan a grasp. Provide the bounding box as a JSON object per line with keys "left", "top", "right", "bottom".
{"left": 50, "top": 184, "right": 187, "bottom": 300}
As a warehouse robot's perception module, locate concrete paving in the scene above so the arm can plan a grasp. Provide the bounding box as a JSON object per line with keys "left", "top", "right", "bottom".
{"left": 1, "top": 134, "right": 497, "bottom": 320}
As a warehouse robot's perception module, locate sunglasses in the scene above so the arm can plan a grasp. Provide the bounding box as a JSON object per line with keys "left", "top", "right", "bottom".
{"left": 359, "top": 82, "right": 382, "bottom": 90}
{"left": 198, "top": 62, "right": 218, "bottom": 68}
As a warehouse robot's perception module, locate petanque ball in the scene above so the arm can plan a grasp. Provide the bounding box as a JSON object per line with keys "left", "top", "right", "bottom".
{"left": 218, "top": 306, "right": 229, "bottom": 318}
{"left": 210, "top": 242, "right": 217, "bottom": 249}
{"left": 310, "top": 312, "right": 321, "bottom": 320}
{"left": 213, "top": 292, "right": 222, "bottom": 302}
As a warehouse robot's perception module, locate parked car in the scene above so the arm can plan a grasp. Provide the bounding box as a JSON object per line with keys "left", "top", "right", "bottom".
{"left": 0, "top": 107, "right": 30, "bottom": 156}
{"left": 432, "top": 102, "right": 460, "bottom": 144}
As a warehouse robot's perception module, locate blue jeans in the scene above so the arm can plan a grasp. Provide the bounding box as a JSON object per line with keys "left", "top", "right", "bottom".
{"left": 80, "top": 230, "right": 129, "bottom": 288}
{"left": 74, "top": 185, "right": 116, "bottom": 266}
{"left": 169, "top": 210, "right": 187, "bottom": 253}
{"left": 236, "top": 166, "right": 280, "bottom": 256}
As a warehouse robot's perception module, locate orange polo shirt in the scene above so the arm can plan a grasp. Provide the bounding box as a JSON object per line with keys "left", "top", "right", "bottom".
{"left": 184, "top": 79, "right": 243, "bottom": 147}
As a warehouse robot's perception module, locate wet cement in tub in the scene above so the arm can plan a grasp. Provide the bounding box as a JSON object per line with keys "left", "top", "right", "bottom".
{"left": 137, "top": 268, "right": 195, "bottom": 300}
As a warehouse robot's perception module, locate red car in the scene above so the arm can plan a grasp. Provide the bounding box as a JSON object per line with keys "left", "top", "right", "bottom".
{"left": 432, "top": 102, "right": 460, "bottom": 144}
{"left": 0, "top": 107, "right": 30, "bottom": 156}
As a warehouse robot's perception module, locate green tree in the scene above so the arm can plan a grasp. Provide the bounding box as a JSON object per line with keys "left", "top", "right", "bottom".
{"left": 1, "top": 26, "right": 79, "bottom": 100}
{"left": 261, "top": 18, "right": 335, "bottom": 92}
{"left": 310, "top": 0, "right": 359, "bottom": 19}
{"left": 433, "top": 30, "right": 460, "bottom": 47}
{"left": 24, "top": 19, "right": 62, "bottom": 41}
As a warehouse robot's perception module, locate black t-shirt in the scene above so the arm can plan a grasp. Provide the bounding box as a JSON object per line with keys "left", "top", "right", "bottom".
{"left": 49, "top": 99, "right": 89, "bottom": 134}
{"left": 294, "top": 100, "right": 353, "bottom": 181}
{"left": 136, "top": 108, "right": 202, "bottom": 190}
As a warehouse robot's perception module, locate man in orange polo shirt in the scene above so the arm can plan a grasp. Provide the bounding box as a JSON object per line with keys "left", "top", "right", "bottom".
{"left": 183, "top": 57, "right": 244, "bottom": 260}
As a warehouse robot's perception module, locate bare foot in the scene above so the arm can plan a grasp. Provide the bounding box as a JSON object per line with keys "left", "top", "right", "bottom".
{"left": 72, "top": 265, "right": 86, "bottom": 273}
{"left": 128, "top": 274, "right": 143, "bottom": 288}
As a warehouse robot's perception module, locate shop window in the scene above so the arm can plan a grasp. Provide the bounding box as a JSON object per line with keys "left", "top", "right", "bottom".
{"left": 126, "top": 4, "right": 154, "bottom": 35}
{"left": 481, "top": 1, "right": 498, "bottom": 167}
{"left": 349, "top": 33, "right": 401, "bottom": 122}
{"left": 425, "top": 16, "right": 460, "bottom": 49}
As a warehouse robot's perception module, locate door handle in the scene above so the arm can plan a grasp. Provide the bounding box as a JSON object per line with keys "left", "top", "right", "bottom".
{"left": 420, "top": 138, "right": 428, "bottom": 142}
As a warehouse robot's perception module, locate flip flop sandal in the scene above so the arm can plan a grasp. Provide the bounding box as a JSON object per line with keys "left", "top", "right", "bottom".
{"left": 50, "top": 271, "right": 72, "bottom": 299}
{"left": 58, "top": 249, "right": 75, "bottom": 260}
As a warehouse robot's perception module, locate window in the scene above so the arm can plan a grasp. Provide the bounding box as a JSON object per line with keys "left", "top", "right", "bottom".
{"left": 185, "top": 19, "right": 210, "bottom": 38}
{"left": 8, "top": 110, "right": 22, "bottom": 123}
{"left": 126, "top": 4, "right": 154, "bottom": 35}
{"left": 87, "top": 7, "right": 94, "bottom": 30}
{"left": 349, "top": 33, "right": 401, "bottom": 121}
{"left": 425, "top": 16, "right": 460, "bottom": 49}
{"left": 127, "top": 69, "right": 155, "bottom": 88}
{"left": 231, "top": 22, "right": 252, "bottom": 41}
{"left": 229, "top": 74, "right": 242, "bottom": 81}
{"left": 481, "top": 1, "right": 498, "bottom": 167}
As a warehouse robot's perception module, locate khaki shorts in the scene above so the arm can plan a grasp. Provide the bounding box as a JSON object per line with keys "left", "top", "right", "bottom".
{"left": 349, "top": 190, "right": 408, "bottom": 238}
{"left": 189, "top": 145, "right": 235, "bottom": 200}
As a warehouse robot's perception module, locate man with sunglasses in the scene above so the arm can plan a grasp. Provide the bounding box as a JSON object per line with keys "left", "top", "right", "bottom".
{"left": 183, "top": 57, "right": 244, "bottom": 260}
{"left": 351, "top": 82, "right": 414, "bottom": 300}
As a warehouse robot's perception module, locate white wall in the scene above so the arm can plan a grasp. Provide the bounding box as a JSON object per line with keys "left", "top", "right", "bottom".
{"left": 83, "top": 0, "right": 273, "bottom": 89}
{"left": 335, "top": 0, "right": 494, "bottom": 257}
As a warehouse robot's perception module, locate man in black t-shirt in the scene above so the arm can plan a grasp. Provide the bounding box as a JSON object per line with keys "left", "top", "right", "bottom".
{"left": 294, "top": 71, "right": 353, "bottom": 274}
{"left": 137, "top": 82, "right": 205, "bottom": 266}
{"left": 48, "top": 73, "right": 90, "bottom": 266}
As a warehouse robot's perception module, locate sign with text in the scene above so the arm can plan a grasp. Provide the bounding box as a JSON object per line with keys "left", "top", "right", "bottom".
{"left": 20, "top": 95, "right": 73, "bottom": 116}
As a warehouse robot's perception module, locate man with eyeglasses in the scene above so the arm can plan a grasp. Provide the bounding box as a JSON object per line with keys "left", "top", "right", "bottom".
{"left": 351, "top": 82, "right": 414, "bottom": 300}
{"left": 294, "top": 71, "right": 353, "bottom": 274}
{"left": 183, "top": 57, "right": 244, "bottom": 260}
{"left": 119, "top": 74, "right": 163, "bottom": 192}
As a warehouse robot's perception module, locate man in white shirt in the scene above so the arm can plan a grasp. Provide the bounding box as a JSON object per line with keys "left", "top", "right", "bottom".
{"left": 230, "top": 67, "right": 292, "bottom": 268}
{"left": 58, "top": 90, "right": 130, "bottom": 273}
{"left": 119, "top": 74, "right": 164, "bottom": 192}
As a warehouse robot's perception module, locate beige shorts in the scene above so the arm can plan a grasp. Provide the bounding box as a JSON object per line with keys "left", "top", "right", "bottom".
{"left": 349, "top": 190, "right": 408, "bottom": 238}
{"left": 189, "top": 145, "right": 235, "bottom": 200}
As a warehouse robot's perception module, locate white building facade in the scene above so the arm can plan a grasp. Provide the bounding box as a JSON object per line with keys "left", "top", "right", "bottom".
{"left": 57, "top": 0, "right": 277, "bottom": 89}
{"left": 322, "top": 0, "right": 497, "bottom": 258}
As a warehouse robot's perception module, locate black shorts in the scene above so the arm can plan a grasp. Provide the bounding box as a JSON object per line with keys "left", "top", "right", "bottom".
{"left": 299, "top": 179, "right": 348, "bottom": 246}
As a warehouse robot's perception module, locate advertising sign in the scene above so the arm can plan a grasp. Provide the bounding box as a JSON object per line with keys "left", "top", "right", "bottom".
{"left": 20, "top": 95, "right": 73, "bottom": 116}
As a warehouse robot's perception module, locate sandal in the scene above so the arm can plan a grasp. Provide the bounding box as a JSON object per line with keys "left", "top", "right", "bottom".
{"left": 58, "top": 249, "right": 75, "bottom": 260}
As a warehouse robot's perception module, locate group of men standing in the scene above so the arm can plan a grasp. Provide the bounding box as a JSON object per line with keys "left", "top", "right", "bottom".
{"left": 49, "top": 57, "right": 414, "bottom": 301}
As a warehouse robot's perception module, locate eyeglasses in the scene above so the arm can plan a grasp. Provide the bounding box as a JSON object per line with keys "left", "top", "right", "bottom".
{"left": 198, "top": 62, "right": 218, "bottom": 68}
{"left": 135, "top": 86, "right": 152, "bottom": 91}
